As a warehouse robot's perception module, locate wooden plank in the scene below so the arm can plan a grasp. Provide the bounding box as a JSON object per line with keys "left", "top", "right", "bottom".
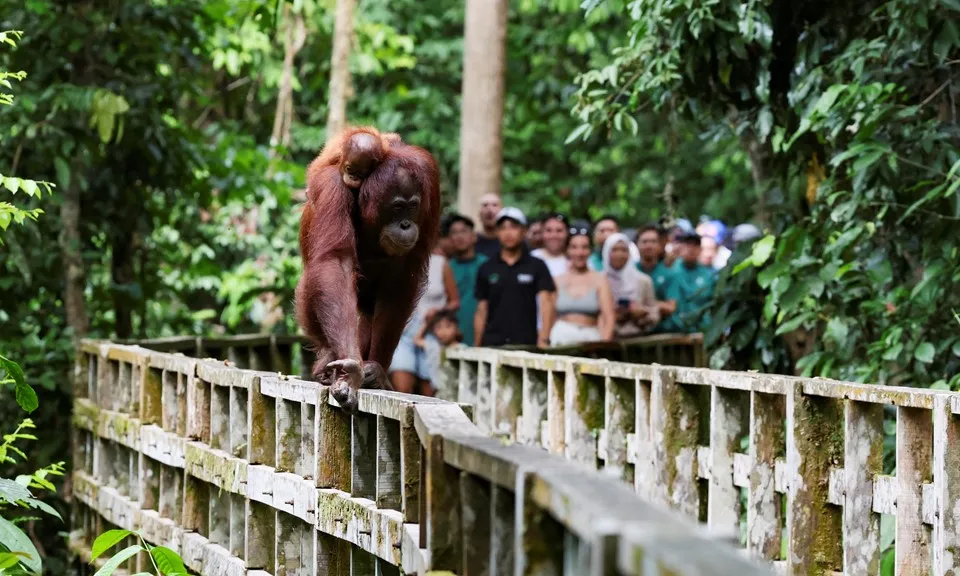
{"left": 515, "top": 475, "right": 564, "bottom": 575}
{"left": 490, "top": 484, "right": 516, "bottom": 575}
{"left": 425, "top": 439, "right": 462, "bottom": 569}
{"left": 316, "top": 532, "right": 350, "bottom": 576}
{"left": 376, "top": 415, "right": 402, "bottom": 511}
{"left": 245, "top": 499, "right": 276, "bottom": 570}
{"left": 352, "top": 412, "right": 378, "bottom": 500}
{"left": 399, "top": 406, "right": 421, "bottom": 523}
{"left": 460, "top": 471, "right": 492, "bottom": 575}
{"left": 493, "top": 363, "right": 522, "bottom": 440}
{"left": 933, "top": 396, "right": 960, "bottom": 574}
{"left": 210, "top": 384, "right": 230, "bottom": 451}
{"left": 208, "top": 483, "right": 229, "bottom": 547}
{"left": 786, "top": 381, "right": 843, "bottom": 574}
{"left": 566, "top": 365, "right": 603, "bottom": 468}
{"left": 631, "top": 375, "right": 653, "bottom": 501}
{"left": 545, "top": 370, "right": 566, "bottom": 456}
{"left": 458, "top": 359, "right": 479, "bottom": 409}
{"left": 183, "top": 474, "right": 209, "bottom": 536}
{"left": 229, "top": 385, "right": 248, "bottom": 460}
{"left": 842, "top": 400, "right": 883, "bottom": 575}
{"left": 708, "top": 386, "right": 747, "bottom": 536}
{"left": 276, "top": 398, "right": 301, "bottom": 473}
{"left": 603, "top": 375, "right": 636, "bottom": 483}
{"left": 650, "top": 366, "right": 700, "bottom": 518}
{"left": 519, "top": 367, "right": 548, "bottom": 447}
{"left": 896, "top": 406, "right": 933, "bottom": 575}
{"left": 476, "top": 361, "right": 492, "bottom": 434}
{"left": 248, "top": 375, "right": 276, "bottom": 467}
{"left": 186, "top": 374, "right": 210, "bottom": 442}
{"left": 276, "top": 512, "right": 304, "bottom": 575}
{"left": 299, "top": 402, "right": 316, "bottom": 480}
{"left": 141, "top": 366, "right": 163, "bottom": 425}
{"left": 228, "top": 492, "right": 245, "bottom": 558}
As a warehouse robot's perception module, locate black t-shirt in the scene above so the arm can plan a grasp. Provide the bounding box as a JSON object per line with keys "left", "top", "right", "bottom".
{"left": 475, "top": 234, "right": 501, "bottom": 260}
{"left": 475, "top": 251, "right": 556, "bottom": 346}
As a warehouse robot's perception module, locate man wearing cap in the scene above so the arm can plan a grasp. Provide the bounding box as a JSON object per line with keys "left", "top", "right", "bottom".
{"left": 661, "top": 231, "right": 716, "bottom": 333}
{"left": 446, "top": 213, "right": 487, "bottom": 346}
{"left": 474, "top": 207, "right": 556, "bottom": 347}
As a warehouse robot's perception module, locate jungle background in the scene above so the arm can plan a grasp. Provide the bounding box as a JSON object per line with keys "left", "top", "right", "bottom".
{"left": 1, "top": 0, "right": 959, "bottom": 572}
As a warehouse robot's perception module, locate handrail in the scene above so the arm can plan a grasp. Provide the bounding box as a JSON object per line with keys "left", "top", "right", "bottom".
{"left": 69, "top": 337, "right": 769, "bottom": 575}
{"left": 445, "top": 345, "right": 960, "bottom": 575}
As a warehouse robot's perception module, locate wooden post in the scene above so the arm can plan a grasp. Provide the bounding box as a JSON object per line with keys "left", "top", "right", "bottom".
{"left": 896, "top": 406, "right": 933, "bottom": 575}
{"left": 786, "top": 381, "right": 843, "bottom": 574}
{"left": 842, "top": 400, "right": 883, "bottom": 574}
{"left": 747, "top": 391, "right": 784, "bottom": 560}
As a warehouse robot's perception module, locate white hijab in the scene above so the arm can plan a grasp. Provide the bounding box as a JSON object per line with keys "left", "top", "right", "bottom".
{"left": 601, "top": 233, "right": 642, "bottom": 300}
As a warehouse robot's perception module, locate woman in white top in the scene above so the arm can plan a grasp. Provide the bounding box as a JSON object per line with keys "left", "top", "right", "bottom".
{"left": 547, "top": 225, "right": 615, "bottom": 346}
{"left": 389, "top": 251, "right": 459, "bottom": 395}
{"left": 530, "top": 213, "right": 569, "bottom": 277}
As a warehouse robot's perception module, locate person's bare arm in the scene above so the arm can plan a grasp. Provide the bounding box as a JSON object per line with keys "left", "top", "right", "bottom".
{"left": 441, "top": 261, "right": 460, "bottom": 312}
{"left": 596, "top": 274, "right": 616, "bottom": 340}
{"left": 414, "top": 319, "right": 429, "bottom": 348}
{"left": 538, "top": 290, "right": 556, "bottom": 347}
{"left": 474, "top": 300, "right": 488, "bottom": 347}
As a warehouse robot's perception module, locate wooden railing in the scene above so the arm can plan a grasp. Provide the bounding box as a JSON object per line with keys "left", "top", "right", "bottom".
{"left": 444, "top": 346, "right": 960, "bottom": 575}
{"left": 68, "top": 336, "right": 767, "bottom": 575}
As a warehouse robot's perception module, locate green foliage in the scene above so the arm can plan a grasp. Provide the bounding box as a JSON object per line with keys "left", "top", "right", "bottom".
{"left": 575, "top": 0, "right": 960, "bottom": 386}
{"left": 0, "top": 420, "right": 64, "bottom": 575}
{"left": 89, "top": 529, "right": 187, "bottom": 576}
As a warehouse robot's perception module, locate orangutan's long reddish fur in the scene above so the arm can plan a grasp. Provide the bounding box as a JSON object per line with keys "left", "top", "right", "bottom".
{"left": 294, "top": 126, "right": 440, "bottom": 397}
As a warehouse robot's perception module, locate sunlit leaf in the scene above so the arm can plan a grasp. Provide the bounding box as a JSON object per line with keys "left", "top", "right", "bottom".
{"left": 91, "top": 529, "right": 134, "bottom": 561}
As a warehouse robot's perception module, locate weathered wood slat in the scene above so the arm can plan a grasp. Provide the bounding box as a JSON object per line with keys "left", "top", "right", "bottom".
{"left": 842, "top": 401, "right": 883, "bottom": 575}
{"left": 896, "top": 406, "right": 933, "bottom": 575}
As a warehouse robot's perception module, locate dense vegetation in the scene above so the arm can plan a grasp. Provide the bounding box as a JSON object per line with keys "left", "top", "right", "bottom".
{"left": 0, "top": 0, "right": 957, "bottom": 572}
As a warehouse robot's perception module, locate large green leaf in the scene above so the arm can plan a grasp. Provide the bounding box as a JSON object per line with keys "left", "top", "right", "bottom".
{"left": 0, "top": 478, "right": 32, "bottom": 504}
{"left": 93, "top": 544, "right": 143, "bottom": 576}
{"left": 914, "top": 342, "right": 936, "bottom": 364}
{"left": 0, "top": 516, "right": 41, "bottom": 573}
{"left": 90, "top": 529, "right": 134, "bottom": 561}
{"left": 151, "top": 545, "right": 187, "bottom": 575}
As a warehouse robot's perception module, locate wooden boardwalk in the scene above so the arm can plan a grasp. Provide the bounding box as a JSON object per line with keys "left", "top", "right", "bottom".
{"left": 69, "top": 336, "right": 767, "bottom": 575}
{"left": 445, "top": 346, "right": 960, "bottom": 575}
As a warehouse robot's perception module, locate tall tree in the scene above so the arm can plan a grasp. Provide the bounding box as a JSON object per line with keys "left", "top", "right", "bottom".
{"left": 326, "top": 0, "right": 355, "bottom": 136}
{"left": 457, "top": 0, "right": 508, "bottom": 220}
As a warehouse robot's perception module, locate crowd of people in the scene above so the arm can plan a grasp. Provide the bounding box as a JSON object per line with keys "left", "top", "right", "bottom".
{"left": 386, "top": 193, "right": 763, "bottom": 398}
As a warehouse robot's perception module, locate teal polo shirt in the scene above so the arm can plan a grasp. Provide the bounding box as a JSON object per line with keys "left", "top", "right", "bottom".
{"left": 664, "top": 260, "right": 716, "bottom": 333}
{"left": 449, "top": 253, "right": 488, "bottom": 346}
{"left": 638, "top": 260, "right": 676, "bottom": 302}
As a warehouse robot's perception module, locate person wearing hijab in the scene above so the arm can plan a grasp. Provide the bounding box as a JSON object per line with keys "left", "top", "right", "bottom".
{"left": 602, "top": 233, "right": 660, "bottom": 338}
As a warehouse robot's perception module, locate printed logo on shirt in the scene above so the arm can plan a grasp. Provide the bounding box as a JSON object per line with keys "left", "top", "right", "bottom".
{"left": 517, "top": 273, "right": 534, "bottom": 284}
{"left": 655, "top": 275, "right": 665, "bottom": 285}
{"left": 489, "top": 273, "right": 500, "bottom": 284}
{"left": 696, "top": 276, "right": 704, "bottom": 287}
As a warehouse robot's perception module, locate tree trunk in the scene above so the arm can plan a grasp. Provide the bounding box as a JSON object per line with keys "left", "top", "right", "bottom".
{"left": 59, "top": 180, "right": 89, "bottom": 385}
{"left": 271, "top": 5, "right": 307, "bottom": 152}
{"left": 744, "top": 133, "right": 770, "bottom": 226}
{"left": 112, "top": 231, "right": 135, "bottom": 339}
{"left": 326, "top": 0, "right": 355, "bottom": 137}
{"left": 457, "top": 0, "right": 508, "bottom": 221}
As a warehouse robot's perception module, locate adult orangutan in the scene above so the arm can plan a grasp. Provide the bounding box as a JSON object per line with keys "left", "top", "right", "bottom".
{"left": 294, "top": 126, "right": 440, "bottom": 413}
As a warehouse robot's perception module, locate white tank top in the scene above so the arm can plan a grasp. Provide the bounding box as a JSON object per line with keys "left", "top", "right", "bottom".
{"left": 417, "top": 253, "right": 448, "bottom": 315}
